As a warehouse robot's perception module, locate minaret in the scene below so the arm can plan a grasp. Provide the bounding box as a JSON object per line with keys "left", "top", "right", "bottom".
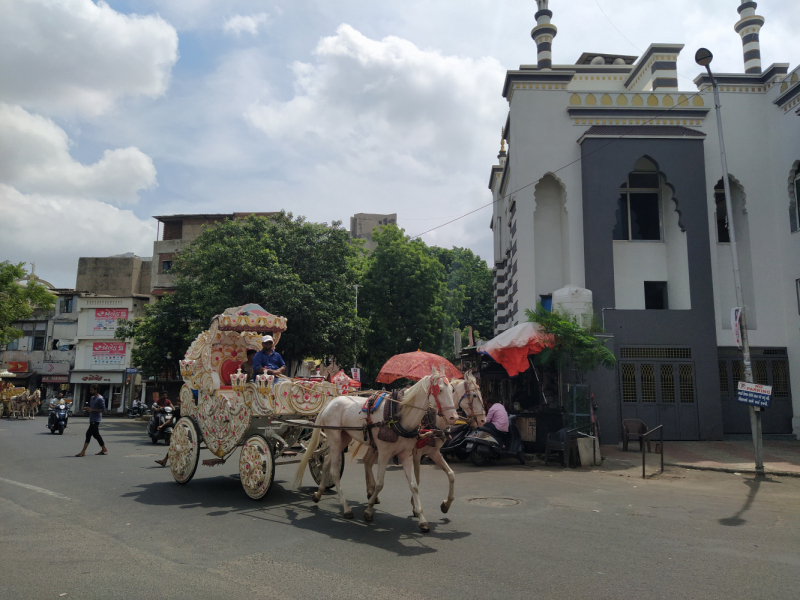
{"left": 498, "top": 128, "right": 507, "bottom": 168}
{"left": 531, "top": 0, "right": 557, "bottom": 70}
{"left": 735, "top": 1, "right": 765, "bottom": 74}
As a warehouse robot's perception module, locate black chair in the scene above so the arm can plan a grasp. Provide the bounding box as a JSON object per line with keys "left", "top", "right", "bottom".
{"left": 544, "top": 428, "right": 579, "bottom": 467}
{"left": 622, "top": 419, "right": 651, "bottom": 453}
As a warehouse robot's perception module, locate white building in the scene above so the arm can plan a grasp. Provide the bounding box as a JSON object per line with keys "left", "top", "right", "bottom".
{"left": 489, "top": 1, "right": 799, "bottom": 441}
{"left": 70, "top": 296, "right": 146, "bottom": 412}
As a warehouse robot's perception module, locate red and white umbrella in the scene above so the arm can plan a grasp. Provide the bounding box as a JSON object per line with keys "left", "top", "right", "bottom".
{"left": 478, "top": 322, "right": 554, "bottom": 377}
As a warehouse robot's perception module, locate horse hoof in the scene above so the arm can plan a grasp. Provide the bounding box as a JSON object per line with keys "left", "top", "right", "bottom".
{"left": 364, "top": 511, "right": 373, "bottom": 522}
{"left": 343, "top": 511, "right": 354, "bottom": 519}
{"left": 412, "top": 510, "right": 419, "bottom": 518}
{"left": 440, "top": 502, "right": 450, "bottom": 514}
{"left": 418, "top": 522, "right": 430, "bottom": 533}
{"left": 312, "top": 492, "right": 321, "bottom": 503}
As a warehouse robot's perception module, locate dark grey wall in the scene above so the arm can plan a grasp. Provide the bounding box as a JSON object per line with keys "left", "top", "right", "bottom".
{"left": 580, "top": 138, "right": 722, "bottom": 443}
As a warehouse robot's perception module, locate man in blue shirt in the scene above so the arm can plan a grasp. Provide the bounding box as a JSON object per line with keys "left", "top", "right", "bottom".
{"left": 75, "top": 384, "right": 108, "bottom": 456}
{"left": 252, "top": 335, "right": 286, "bottom": 377}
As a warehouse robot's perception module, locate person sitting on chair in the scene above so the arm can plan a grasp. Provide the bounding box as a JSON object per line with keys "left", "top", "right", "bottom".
{"left": 252, "top": 335, "right": 286, "bottom": 377}
{"left": 240, "top": 348, "right": 257, "bottom": 382}
{"left": 484, "top": 398, "right": 510, "bottom": 448}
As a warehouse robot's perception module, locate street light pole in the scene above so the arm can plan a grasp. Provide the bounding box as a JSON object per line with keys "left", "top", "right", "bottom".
{"left": 695, "top": 48, "right": 763, "bottom": 474}
{"left": 352, "top": 284, "right": 362, "bottom": 314}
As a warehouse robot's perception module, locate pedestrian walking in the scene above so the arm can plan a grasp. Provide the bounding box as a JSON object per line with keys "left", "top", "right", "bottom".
{"left": 76, "top": 384, "right": 108, "bottom": 457}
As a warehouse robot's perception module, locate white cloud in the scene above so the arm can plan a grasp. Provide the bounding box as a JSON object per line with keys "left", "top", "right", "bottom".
{"left": 0, "top": 184, "right": 156, "bottom": 288}
{"left": 223, "top": 13, "right": 270, "bottom": 36}
{"left": 245, "top": 24, "right": 506, "bottom": 178}
{"left": 0, "top": 0, "right": 178, "bottom": 115}
{"left": 0, "top": 104, "right": 157, "bottom": 205}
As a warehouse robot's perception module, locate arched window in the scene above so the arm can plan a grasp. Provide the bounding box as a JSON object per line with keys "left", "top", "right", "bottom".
{"left": 613, "top": 157, "right": 662, "bottom": 241}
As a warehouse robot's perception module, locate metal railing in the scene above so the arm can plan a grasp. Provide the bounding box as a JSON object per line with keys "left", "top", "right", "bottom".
{"left": 641, "top": 424, "right": 664, "bottom": 479}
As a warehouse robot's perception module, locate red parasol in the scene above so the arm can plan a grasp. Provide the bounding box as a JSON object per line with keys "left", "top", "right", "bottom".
{"left": 376, "top": 350, "right": 462, "bottom": 384}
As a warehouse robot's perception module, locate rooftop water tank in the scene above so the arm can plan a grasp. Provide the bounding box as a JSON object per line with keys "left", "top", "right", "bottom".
{"left": 551, "top": 285, "right": 593, "bottom": 329}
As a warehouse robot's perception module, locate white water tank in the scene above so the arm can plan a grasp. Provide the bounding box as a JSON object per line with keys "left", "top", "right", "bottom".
{"left": 552, "top": 285, "right": 593, "bottom": 328}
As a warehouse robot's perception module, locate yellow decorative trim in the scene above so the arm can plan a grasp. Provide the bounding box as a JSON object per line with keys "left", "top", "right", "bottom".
{"left": 616, "top": 94, "right": 628, "bottom": 106}
{"left": 663, "top": 95, "right": 674, "bottom": 107}
{"left": 586, "top": 93, "right": 597, "bottom": 106}
{"left": 570, "top": 93, "right": 581, "bottom": 105}
{"left": 632, "top": 94, "right": 643, "bottom": 107}
{"left": 692, "top": 95, "right": 704, "bottom": 107}
{"left": 601, "top": 93, "right": 612, "bottom": 106}
{"left": 647, "top": 94, "right": 659, "bottom": 106}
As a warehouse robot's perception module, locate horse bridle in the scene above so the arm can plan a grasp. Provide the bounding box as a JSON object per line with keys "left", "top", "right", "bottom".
{"left": 457, "top": 382, "right": 486, "bottom": 421}
{"left": 425, "top": 373, "right": 453, "bottom": 417}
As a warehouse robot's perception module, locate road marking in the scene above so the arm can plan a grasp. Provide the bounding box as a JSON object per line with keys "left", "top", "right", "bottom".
{"left": 0, "top": 477, "right": 71, "bottom": 500}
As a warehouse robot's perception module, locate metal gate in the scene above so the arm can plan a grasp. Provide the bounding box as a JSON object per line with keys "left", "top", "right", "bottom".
{"left": 719, "top": 348, "right": 792, "bottom": 434}
{"left": 619, "top": 347, "right": 699, "bottom": 440}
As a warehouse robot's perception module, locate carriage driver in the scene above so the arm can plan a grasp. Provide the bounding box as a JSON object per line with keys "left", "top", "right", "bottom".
{"left": 252, "top": 335, "right": 286, "bottom": 377}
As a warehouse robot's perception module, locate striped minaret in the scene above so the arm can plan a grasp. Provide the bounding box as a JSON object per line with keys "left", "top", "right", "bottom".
{"left": 735, "top": 1, "right": 765, "bottom": 74}
{"left": 531, "top": 0, "right": 557, "bottom": 70}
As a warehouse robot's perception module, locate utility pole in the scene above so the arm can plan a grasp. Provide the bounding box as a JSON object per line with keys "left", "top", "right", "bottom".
{"left": 695, "top": 48, "right": 763, "bottom": 474}
{"left": 352, "top": 284, "right": 362, "bottom": 314}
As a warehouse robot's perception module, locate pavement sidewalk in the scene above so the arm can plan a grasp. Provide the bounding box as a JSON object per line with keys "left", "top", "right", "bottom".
{"left": 601, "top": 439, "right": 800, "bottom": 477}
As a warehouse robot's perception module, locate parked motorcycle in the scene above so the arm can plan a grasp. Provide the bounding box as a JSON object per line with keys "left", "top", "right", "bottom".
{"left": 126, "top": 404, "right": 148, "bottom": 419}
{"left": 147, "top": 406, "right": 174, "bottom": 444}
{"left": 439, "top": 421, "right": 474, "bottom": 462}
{"left": 47, "top": 402, "right": 70, "bottom": 435}
{"left": 464, "top": 415, "right": 526, "bottom": 466}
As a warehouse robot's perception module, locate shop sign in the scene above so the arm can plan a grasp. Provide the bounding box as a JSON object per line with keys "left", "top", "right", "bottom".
{"left": 43, "top": 375, "right": 69, "bottom": 383}
{"left": 93, "top": 308, "right": 128, "bottom": 335}
{"left": 91, "top": 342, "right": 126, "bottom": 366}
{"left": 43, "top": 362, "right": 69, "bottom": 375}
{"left": 736, "top": 381, "right": 772, "bottom": 408}
{"left": 8, "top": 361, "right": 28, "bottom": 372}
{"left": 70, "top": 372, "right": 124, "bottom": 384}
{"left": 351, "top": 367, "right": 361, "bottom": 381}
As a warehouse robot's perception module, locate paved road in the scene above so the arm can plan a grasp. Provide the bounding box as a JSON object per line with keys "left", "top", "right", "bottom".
{"left": 1, "top": 418, "right": 798, "bottom": 600}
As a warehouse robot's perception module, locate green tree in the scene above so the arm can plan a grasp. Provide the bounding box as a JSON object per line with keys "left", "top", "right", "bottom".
{"left": 0, "top": 262, "right": 55, "bottom": 345}
{"left": 525, "top": 304, "right": 615, "bottom": 375}
{"left": 117, "top": 213, "right": 366, "bottom": 377}
{"left": 359, "top": 225, "right": 446, "bottom": 381}
{"left": 429, "top": 246, "right": 494, "bottom": 354}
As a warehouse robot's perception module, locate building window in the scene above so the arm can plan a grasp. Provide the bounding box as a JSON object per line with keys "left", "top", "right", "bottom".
{"left": 791, "top": 171, "right": 799, "bottom": 233}
{"left": 613, "top": 170, "right": 662, "bottom": 241}
{"left": 161, "top": 260, "right": 173, "bottom": 273}
{"left": 32, "top": 322, "right": 47, "bottom": 351}
{"left": 714, "top": 181, "right": 731, "bottom": 243}
{"left": 5, "top": 338, "right": 19, "bottom": 351}
{"left": 644, "top": 281, "right": 668, "bottom": 310}
{"left": 59, "top": 296, "right": 73, "bottom": 314}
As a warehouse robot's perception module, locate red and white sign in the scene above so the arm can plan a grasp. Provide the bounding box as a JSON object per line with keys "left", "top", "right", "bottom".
{"left": 351, "top": 367, "right": 361, "bottom": 382}
{"left": 91, "top": 342, "right": 126, "bottom": 366}
{"left": 8, "top": 361, "right": 28, "bottom": 372}
{"left": 93, "top": 308, "right": 128, "bottom": 334}
{"left": 43, "top": 375, "right": 69, "bottom": 383}
{"left": 43, "top": 362, "right": 69, "bottom": 375}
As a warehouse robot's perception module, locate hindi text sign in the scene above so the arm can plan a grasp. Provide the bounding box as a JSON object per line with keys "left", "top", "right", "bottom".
{"left": 736, "top": 381, "right": 772, "bottom": 408}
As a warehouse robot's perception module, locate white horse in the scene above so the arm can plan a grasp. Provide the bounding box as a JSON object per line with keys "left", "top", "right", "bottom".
{"left": 294, "top": 366, "right": 457, "bottom": 531}
{"left": 22, "top": 389, "right": 41, "bottom": 419}
{"left": 8, "top": 390, "right": 28, "bottom": 419}
{"left": 362, "top": 370, "right": 486, "bottom": 516}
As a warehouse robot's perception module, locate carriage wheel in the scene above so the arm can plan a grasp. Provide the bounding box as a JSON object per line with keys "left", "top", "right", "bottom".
{"left": 169, "top": 417, "right": 201, "bottom": 485}
{"left": 308, "top": 435, "right": 343, "bottom": 489}
{"left": 239, "top": 434, "right": 275, "bottom": 500}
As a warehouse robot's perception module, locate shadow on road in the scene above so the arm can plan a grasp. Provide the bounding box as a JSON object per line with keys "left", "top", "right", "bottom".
{"left": 121, "top": 476, "right": 470, "bottom": 556}
{"left": 718, "top": 474, "right": 781, "bottom": 526}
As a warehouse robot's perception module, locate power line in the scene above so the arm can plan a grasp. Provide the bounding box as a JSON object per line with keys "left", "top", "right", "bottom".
{"left": 594, "top": 0, "right": 641, "bottom": 53}
{"left": 410, "top": 88, "right": 707, "bottom": 240}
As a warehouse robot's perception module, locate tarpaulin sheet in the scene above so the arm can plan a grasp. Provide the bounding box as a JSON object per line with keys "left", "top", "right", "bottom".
{"left": 477, "top": 322, "right": 554, "bottom": 377}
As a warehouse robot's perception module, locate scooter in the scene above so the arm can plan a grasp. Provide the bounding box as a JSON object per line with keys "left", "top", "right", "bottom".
{"left": 439, "top": 421, "right": 474, "bottom": 462}
{"left": 126, "top": 404, "right": 148, "bottom": 419}
{"left": 464, "top": 415, "right": 526, "bottom": 467}
{"left": 147, "top": 406, "right": 174, "bottom": 444}
{"left": 47, "top": 402, "right": 70, "bottom": 435}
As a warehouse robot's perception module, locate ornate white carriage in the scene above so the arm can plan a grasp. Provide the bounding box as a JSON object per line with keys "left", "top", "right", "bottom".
{"left": 169, "top": 304, "right": 344, "bottom": 499}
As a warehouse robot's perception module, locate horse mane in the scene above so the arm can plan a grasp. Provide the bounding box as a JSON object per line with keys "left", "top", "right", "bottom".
{"left": 395, "top": 376, "right": 431, "bottom": 419}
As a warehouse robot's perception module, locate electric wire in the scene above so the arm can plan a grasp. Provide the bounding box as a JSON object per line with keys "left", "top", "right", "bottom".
{"left": 410, "top": 86, "right": 708, "bottom": 240}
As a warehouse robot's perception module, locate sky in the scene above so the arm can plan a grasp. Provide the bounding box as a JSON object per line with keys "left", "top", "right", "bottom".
{"left": 1, "top": 0, "right": 798, "bottom": 289}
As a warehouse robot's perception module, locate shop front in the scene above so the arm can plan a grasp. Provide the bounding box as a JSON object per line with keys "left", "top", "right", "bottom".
{"left": 69, "top": 371, "right": 125, "bottom": 414}
{"left": 42, "top": 362, "right": 71, "bottom": 402}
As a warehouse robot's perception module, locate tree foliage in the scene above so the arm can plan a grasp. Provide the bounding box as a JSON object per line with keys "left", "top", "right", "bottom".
{"left": 525, "top": 304, "right": 615, "bottom": 375}
{"left": 359, "top": 225, "right": 446, "bottom": 380}
{"left": 429, "top": 246, "right": 493, "bottom": 353}
{"left": 0, "top": 262, "right": 56, "bottom": 345}
{"left": 117, "top": 213, "right": 366, "bottom": 377}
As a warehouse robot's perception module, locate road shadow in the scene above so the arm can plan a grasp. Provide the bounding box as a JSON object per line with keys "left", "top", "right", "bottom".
{"left": 718, "top": 474, "right": 781, "bottom": 526}
{"left": 121, "top": 476, "right": 470, "bottom": 556}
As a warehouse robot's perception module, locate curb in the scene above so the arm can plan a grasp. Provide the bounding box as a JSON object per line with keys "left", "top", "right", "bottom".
{"left": 665, "top": 461, "right": 800, "bottom": 478}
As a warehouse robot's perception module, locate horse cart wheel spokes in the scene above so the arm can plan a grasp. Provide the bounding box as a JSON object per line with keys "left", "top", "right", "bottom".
{"left": 239, "top": 434, "right": 275, "bottom": 500}
{"left": 308, "top": 434, "right": 343, "bottom": 489}
{"left": 169, "top": 417, "right": 201, "bottom": 485}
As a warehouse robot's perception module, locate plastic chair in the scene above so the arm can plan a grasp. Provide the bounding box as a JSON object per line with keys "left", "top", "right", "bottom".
{"left": 622, "top": 419, "right": 651, "bottom": 453}
{"left": 544, "top": 428, "right": 579, "bottom": 467}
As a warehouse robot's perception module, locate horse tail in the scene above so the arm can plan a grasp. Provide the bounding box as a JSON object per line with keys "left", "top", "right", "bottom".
{"left": 293, "top": 425, "right": 322, "bottom": 490}
{"left": 350, "top": 441, "right": 363, "bottom": 462}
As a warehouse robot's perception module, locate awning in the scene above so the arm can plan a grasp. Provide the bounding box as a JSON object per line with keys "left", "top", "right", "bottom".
{"left": 4, "top": 371, "right": 34, "bottom": 379}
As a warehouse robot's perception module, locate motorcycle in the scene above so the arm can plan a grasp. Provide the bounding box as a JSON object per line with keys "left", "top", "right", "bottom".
{"left": 47, "top": 402, "right": 70, "bottom": 435}
{"left": 147, "top": 406, "right": 174, "bottom": 444}
{"left": 439, "top": 420, "right": 474, "bottom": 462}
{"left": 464, "top": 415, "right": 527, "bottom": 467}
{"left": 126, "top": 404, "right": 148, "bottom": 419}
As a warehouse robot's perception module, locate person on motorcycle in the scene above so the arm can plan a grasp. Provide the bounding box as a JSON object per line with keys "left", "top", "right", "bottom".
{"left": 153, "top": 391, "right": 173, "bottom": 412}
{"left": 154, "top": 397, "right": 182, "bottom": 467}
{"left": 484, "top": 398, "right": 510, "bottom": 448}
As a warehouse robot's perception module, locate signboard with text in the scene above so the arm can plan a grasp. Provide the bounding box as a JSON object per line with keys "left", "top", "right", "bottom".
{"left": 93, "top": 308, "right": 128, "bottom": 335}
{"left": 736, "top": 381, "right": 772, "bottom": 408}
{"left": 351, "top": 367, "right": 361, "bottom": 382}
{"left": 43, "top": 375, "right": 69, "bottom": 383}
{"left": 91, "top": 341, "right": 126, "bottom": 366}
